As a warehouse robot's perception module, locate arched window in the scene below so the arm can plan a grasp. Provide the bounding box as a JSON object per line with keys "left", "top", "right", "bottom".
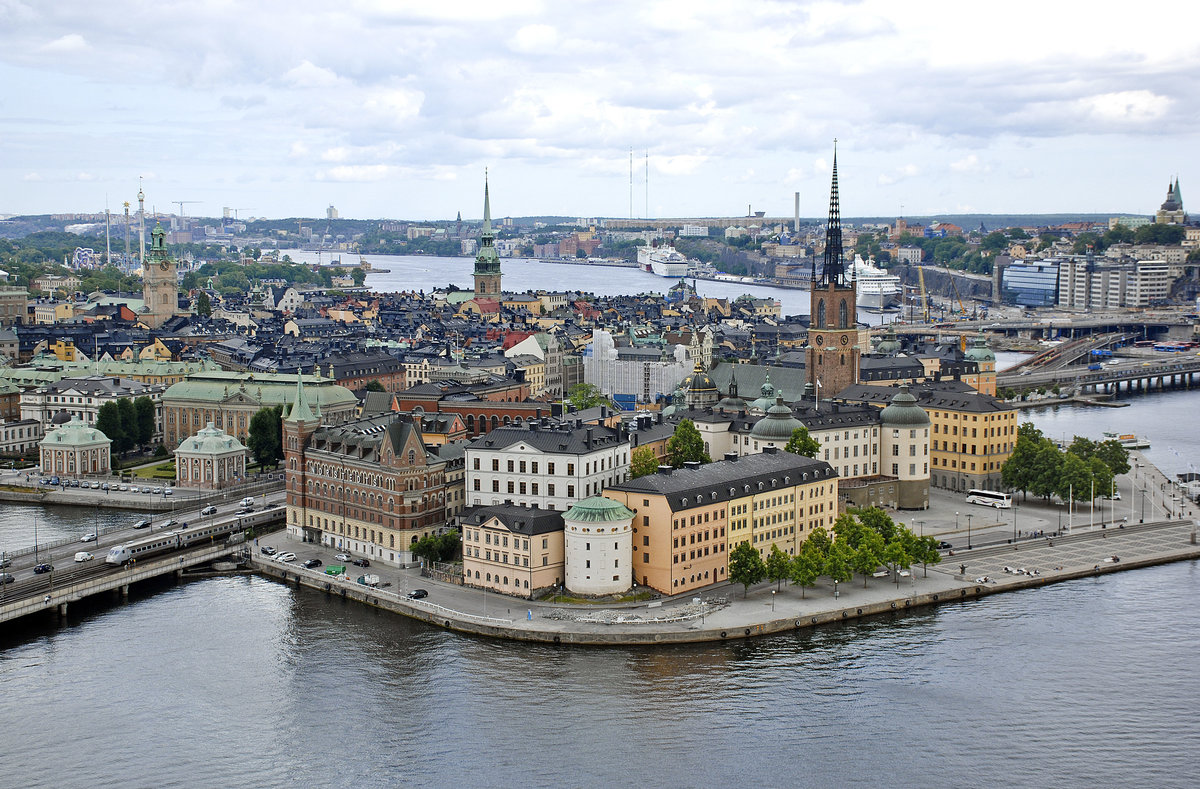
{"left": 816, "top": 301, "right": 826, "bottom": 329}
{"left": 490, "top": 415, "right": 499, "bottom": 431}
{"left": 839, "top": 299, "right": 849, "bottom": 328}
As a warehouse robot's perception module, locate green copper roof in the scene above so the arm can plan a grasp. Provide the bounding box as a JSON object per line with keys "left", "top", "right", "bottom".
{"left": 564, "top": 496, "right": 635, "bottom": 523}
{"left": 176, "top": 422, "right": 247, "bottom": 454}
{"left": 41, "top": 417, "right": 111, "bottom": 447}
{"left": 163, "top": 372, "right": 357, "bottom": 410}
{"left": 880, "top": 384, "right": 931, "bottom": 427}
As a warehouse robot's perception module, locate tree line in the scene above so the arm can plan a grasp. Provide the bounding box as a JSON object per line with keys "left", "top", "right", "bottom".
{"left": 727, "top": 507, "right": 942, "bottom": 597}
{"left": 94, "top": 396, "right": 157, "bottom": 455}
{"left": 1001, "top": 422, "right": 1129, "bottom": 503}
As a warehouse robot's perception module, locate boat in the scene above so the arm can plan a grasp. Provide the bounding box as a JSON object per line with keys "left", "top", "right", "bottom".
{"left": 852, "top": 255, "right": 901, "bottom": 311}
{"left": 637, "top": 245, "right": 690, "bottom": 277}
{"left": 1103, "top": 432, "right": 1151, "bottom": 449}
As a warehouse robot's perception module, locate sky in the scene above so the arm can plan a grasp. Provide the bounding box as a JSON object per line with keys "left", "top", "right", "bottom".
{"left": 1, "top": 0, "right": 1197, "bottom": 222}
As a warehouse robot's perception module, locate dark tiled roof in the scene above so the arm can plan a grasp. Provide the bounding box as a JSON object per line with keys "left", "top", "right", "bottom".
{"left": 458, "top": 503, "right": 564, "bottom": 535}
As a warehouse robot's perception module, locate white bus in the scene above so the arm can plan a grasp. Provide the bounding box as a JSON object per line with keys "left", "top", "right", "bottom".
{"left": 966, "top": 489, "right": 1012, "bottom": 509}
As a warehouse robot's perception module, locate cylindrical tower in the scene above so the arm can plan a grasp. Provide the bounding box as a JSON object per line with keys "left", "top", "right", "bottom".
{"left": 564, "top": 496, "right": 635, "bottom": 596}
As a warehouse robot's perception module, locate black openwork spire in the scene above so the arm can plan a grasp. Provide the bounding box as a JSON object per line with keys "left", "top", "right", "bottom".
{"left": 818, "top": 141, "right": 848, "bottom": 287}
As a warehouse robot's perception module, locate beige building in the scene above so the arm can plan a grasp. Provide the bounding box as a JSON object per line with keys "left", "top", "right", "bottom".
{"left": 0, "top": 287, "right": 28, "bottom": 326}
{"left": 39, "top": 416, "right": 111, "bottom": 476}
{"left": 460, "top": 503, "right": 565, "bottom": 598}
{"left": 175, "top": 422, "right": 248, "bottom": 490}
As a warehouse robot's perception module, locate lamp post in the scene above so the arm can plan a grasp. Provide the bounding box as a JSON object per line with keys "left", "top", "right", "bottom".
{"left": 1012, "top": 505, "right": 1017, "bottom": 544}
{"left": 771, "top": 589, "right": 777, "bottom": 612}
{"left": 966, "top": 513, "right": 973, "bottom": 549}
{"left": 955, "top": 511, "right": 960, "bottom": 532}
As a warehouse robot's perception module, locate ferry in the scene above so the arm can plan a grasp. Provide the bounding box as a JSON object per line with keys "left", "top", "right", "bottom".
{"left": 852, "top": 255, "right": 901, "bottom": 311}
{"left": 637, "top": 245, "right": 690, "bottom": 277}
{"left": 1103, "top": 432, "right": 1151, "bottom": 450}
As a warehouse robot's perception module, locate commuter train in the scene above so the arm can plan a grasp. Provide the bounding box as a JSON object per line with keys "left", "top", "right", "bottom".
{"left": 105, "top": 518, "right": 248, "bottom": 565}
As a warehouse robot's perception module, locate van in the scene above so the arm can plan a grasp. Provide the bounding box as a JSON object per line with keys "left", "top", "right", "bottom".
{"left": 240, "top": 497, "right": 255, "bottom": 508}
{"left": 74, "top": 551, "right": 94, "bottom": 563}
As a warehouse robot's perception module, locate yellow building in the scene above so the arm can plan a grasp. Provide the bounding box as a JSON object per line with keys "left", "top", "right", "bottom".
{"left": 605, "top": 448, "right": 838, "bottom": 595}
{"left": 460, "top": 503, "right": 565, "bottom": 598}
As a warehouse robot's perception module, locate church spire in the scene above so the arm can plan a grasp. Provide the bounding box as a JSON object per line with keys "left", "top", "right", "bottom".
{"left": 286, "top": 373, "right": 315, "bottom": 424}
{"left": 816, "top": 140, "right": 847, "bottom": 287}
{"left": 473, "top": 170, "right": 502, "bottom": 299}
{"left": 483, "top": 169, "right": 492, "bottom": 234}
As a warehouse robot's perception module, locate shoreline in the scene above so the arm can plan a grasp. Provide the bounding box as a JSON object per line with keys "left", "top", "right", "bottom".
{"left": 249, "top": 518, "right": 1199, "bottom": 646}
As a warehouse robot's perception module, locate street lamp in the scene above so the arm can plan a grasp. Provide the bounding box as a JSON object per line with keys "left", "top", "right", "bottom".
{"left": 966, "top": 513, "right": 973, "bottom": 549}
{"left": 955, "top": 511, "right": 960, "bottom": 532}
{"left": 771, "top": 589, "right": 777, "bottom": 612}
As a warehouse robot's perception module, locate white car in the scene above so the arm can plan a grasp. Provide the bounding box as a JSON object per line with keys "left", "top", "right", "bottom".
{"left": 200, "top": 505, "right": 218, "bottom": 517}
{"left": 163, "top": 488, "right": 174, "bottom": 496}
{"left": 334, "top": 553, "right": 350, "bottom": 561}
{"left": 118, "top": 484, "right": 129, "bottom": 491}
{"left": 74, "top": 551, "right": 94, "bottom": 562}
{"left": 129, "top": 486, "right": 140, "bottom": 493}
{"left": 80, "top": 532, "right": 97, "bottom": 543}
{"left": 276, "top": 552, "right": 296, "bottom": 563}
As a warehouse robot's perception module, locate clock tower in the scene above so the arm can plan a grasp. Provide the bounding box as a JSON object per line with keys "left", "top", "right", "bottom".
{"left": 473, "top": 172, "right": 502, "bottom": 300}
{"left": 806, "top": 143, "right": 859, "bottom": 398}
{"left": 142, "top": 223, "right": 177, "bottom": 329}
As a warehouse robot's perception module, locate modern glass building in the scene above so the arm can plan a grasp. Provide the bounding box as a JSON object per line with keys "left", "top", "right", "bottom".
{"left": 1001, "top": 261, "right": 1060, "bottom": 306}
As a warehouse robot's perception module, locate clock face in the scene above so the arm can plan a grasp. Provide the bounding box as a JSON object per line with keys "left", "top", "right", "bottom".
{"left": 814, "top": 334, "right": 824, "bottom": 346}
{"left": 840, "top": 334, "right": 850, "bottom": 346}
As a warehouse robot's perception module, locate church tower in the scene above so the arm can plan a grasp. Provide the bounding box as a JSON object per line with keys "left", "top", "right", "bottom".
{"left": 473, "top": 174, "right": 502, "bottom": 299}
{"left": 283, "top": 374, "right": 323, "bottom": 543}
{"left": 806, "top": 143, "right": 860, "bottom": 397}
{"left": 142, "top": 223, "right": 178, "bottom": 329}
{"left": 1155, "top": 177, "right": 1186, "bottom": 224}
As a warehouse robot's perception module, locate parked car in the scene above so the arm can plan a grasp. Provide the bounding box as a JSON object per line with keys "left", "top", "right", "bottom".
{"left": 101, "top": 483, "right": 110, "bottom": 491}
{"left": 163, "top": 488, "right": 173, "bottom": 496}
{"left": 407, "top": 589, "right": 428, "bottom": 600}
{"left": 334, "top": 553, "right": 350, "bottom": 561}
{"left": 200, "top": 506, "right": 218, "bottom": 517}
{"left": 152, "top": 487, "right": 163, "bottom": 495}
{"left": 260, "top": 546, "right": 277, "bottom": 556}
{"left": 33, "top": 563, "right": 53, "bottom": 574}
{"left": 74, "top": 552, "right": 94, "bottom": 563}
{"left": 80, "top": 532, "right": 97, "bottom": 543}
{"left": 0, "top": 573, "right": 14, "bottom": 585}
{"left": 118, "top": 484, "right": 128, "bottom": 491}
{"left": 352, "top": 558, "right": 370, "bottom": 567}
{"left": 90, "top": 481, "right": 101, "bottom": 489}
{"left": 302, "top": 559, "right": 322, "bottom": 569}
{"left": 132, "top": 519, "right": 152, "bottom": 529}
{"left": 938, "top": 541, "right": 954, "bottom": 550}
{"left": 276, "top": 552, "right": 296, "bottom": 563}
{"left": 69, "top": 480, "right": 80, "bottom": 488}
{"left": 129, "top": 486, "right": 140, "bottom": 494}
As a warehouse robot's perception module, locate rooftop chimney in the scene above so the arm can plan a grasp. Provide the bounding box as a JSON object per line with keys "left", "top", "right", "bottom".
{"left": 724, "top": 452, "right": 739, "bottom": 462}
{"left": 763, "top": 446, "right": 778, "bottom": 454}
{"left": 683, "top": 460, "right": 701, "bottom": 470}
{"left": 657, "top": 465, "right": 672, "bottom": 475}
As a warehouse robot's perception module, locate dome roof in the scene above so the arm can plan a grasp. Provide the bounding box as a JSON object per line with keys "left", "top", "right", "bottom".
{"left": 564, "top": 496, "right": 635, "bottom": 523}
{"left": 964, "top": 334, "right": 995, "bottom": 363}
{"left": 875, "top": 327, "right": 902, "bottom": 355}
{"left": 749, "top": 372, "right": 777, "bottom": 413}
{"left": 51, "top": 409, "right": 73, "bottom": 425}
{"left": 880, "top": 384, "right": 930, "bottom": 427}
{"left": 177, "top": 422, "right": 248, "bottom": 455}
{"left": 750, "top": 392, "right": 804, "bottom": 441}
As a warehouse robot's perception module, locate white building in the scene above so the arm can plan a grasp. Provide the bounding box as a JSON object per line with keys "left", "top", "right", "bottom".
{"left": 563, "top": 496, "right": 634, "bottom": 596}
{"left": 583, "top": 328, "right": 691, "bottom": 406}
{"left": 466, "top": 420, "right": 630, "bottom": 511}
{"left": 20, "top": 375, "right": 165, "bottom": 440}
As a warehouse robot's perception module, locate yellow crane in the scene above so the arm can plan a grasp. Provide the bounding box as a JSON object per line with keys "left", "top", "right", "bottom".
{"left": 948, "top": 275, "right": 967, "bottom": 315}
{"left": 917, "top": 267, "right": 930, "bottom": 322}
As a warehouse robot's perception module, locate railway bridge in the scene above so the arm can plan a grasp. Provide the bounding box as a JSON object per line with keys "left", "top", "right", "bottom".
{"left": 996, "top": 356, "right": 1200, "bottom": 394}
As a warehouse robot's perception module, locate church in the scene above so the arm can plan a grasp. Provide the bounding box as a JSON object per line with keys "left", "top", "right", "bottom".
{"left": 141, "top": 223, "right": 178, "bottom": 329}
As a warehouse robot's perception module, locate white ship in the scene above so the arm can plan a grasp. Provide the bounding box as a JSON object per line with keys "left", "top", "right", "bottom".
{"left": 638, "top": 245, "right": 690, "bottom": 277}
{"left": 852, "top": 255, "right": 901, "bottom": 311}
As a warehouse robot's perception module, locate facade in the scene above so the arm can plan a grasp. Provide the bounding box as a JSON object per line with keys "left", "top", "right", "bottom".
{"left": 465, "top": 420, "right": 630, "bottom": 511}
{"left": 1000, "top": 261, "right": 1059, "bottom": 307}
{"left": 563, "top": 496, "right": 635, "bottom": 596}
{"left": 175, "top": 422, "right": 248, "bottom": 490}
{"left": 806, "top": 150, "right": 860, "bottom": 397}
{"left": 606, "top": 449, "right": 838, "bottom": 595}
{"left": 1155, "top": 178, "right": 1186, "bottom": 224}
{"left": 460, "top": 503, "right": 564, "bottom": 598}
{"left": 0, "top": 287, "right": 28, "bottom": 326}
{"left": 20, "top": 375, "right": 165, "bottom": 439}
{"left": 162, "top": 371, "right": 357, "bottom": 448}
{"left": 141, "top": 224, "right": 178, "bottom": 329}
{"left": 0, "top": 418, "right": 42, "bottom": 456}
{"left": 39, "top": 416, "right": 111, "bottom": 476}
{"left": 473, "top": 178, "right": 503, "bottom": 299}
{"left": 283, "top": 379, "right": 449, "bottom": 567}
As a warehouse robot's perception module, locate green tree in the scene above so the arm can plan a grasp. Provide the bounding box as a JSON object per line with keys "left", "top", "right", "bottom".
{"left": 1029, "top": 441, "right": 1064, "bottom": 501}
{"left": 630, "top": 445, "right": 660, "bottom": 479}
{"left": 95, "top": 401, "right": 124, "bottom": 450}
{"left": 134, "top": 396, "right": 155, "bottom": 448}
{"left": 728, "top": 541, "right": 766, "bottom": 597}
{"left": 784, "top": 426, "right": 820, "bottom": 458}
{"left": 852, "top": 530, "right": 885, "bottom": 587}
{"left": 246, "top": 405, "right": 284, "bottom": 468}
{"left": 666, "top": 419, "right": 711, "bottom": 467}
{"left": 915, "top": 535, "right": 942, "bottom": 577}
{"left": 832, "top": 512, "right": 865, "bottom": 548}
{"left": 791, "top": 541, "right": 823, "bottom": 598}
{"left": 823, "top": 540, "right": 855, "bottom": 590}
{"left": 411, "top": 534, "right": 441, "bottom": 564}
{"left": 765, "top": 544, "right": 792, "bottom": 590}
{"left": 805, "top": 526, "right": 832, "bottom": 555}
{"left": 1055, "top": 452, "right": 1093, "bottom": 503}
{"left": 115, "top": 398, "right": 137, "bottom": 455}
{"left": 351, "top": 267, "right": 366, "bottom": 287}
{"left": 566, "top": 383, "right": 611, "bottom": 411}
{"left": 881, "top": 541, "right": 911, "bottom": 584}
{"left": 857, "top": 506, "right": 898, "bottom": 543}
{"left": 195, "top": 290, "right": 212, "bottom": 317}
{"left": 365, "top": 380, "right": 387, "bottom": 393}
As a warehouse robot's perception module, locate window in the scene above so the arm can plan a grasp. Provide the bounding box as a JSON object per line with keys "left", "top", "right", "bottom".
{"left": 492, "top": 459, "right": 499, "bottom": 471}
{"left": 548, "top": 463, "right": 556, "bottom": 474}
{"left": 507, "top": 460, "right": 514, "bottom": 472}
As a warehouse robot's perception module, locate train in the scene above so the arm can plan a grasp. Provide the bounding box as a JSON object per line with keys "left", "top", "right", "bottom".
{"left": 105, "top": 518, "right": 248, "bottom": 565}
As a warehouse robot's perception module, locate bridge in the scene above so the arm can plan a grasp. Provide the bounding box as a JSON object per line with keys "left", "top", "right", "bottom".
{"left": 996, "top": 355, "right": 1200, "bottom": 393}
{"left": 0, "top": 507, "right": 284, "bottom": 624}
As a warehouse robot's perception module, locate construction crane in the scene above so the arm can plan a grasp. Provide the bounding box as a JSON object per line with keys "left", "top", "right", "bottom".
{"left": 917, "top": 267, "right": 930, "bottom": 323}
{"left": 948, "top": 276, "right": 967, "bottom": 315}
{"left": 173, "top": 200, "right": 202, "bottom": 218}
{"left": 230, "top": 208, "right": 252, "bottom": 222}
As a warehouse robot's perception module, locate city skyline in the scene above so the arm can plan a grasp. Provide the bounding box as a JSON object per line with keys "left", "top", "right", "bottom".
{"left": 2, "top": 1, "right": 1196, "bottom": 220}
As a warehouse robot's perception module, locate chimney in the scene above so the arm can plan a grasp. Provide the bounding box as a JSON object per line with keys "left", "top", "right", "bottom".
{"left": 683, "top": 460, "right": 701, "bottom": 470}
{"left": 586, "top": 427, "right": 594, "bottom": 449}
{"left": 657, "top": 465, "right": 672, "bottom": 475}
{"left": 601, "top": 405, "right": 608, "bottom": 419}
{"left": 763, "top": 446, "right": 778, "bottom": 454}
{"left": 724, "top": 452, "right": 739, "bottom": 462}
{"left": 656, "top": 412, "right": 663, "bottom": 425}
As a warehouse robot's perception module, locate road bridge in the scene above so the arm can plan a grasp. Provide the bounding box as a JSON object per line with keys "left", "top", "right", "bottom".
{"left": 997, "top": 356, "right": 1200, "bottom": 393}
{"left": 0, "top": 507, "right": 284, "bottom": 624}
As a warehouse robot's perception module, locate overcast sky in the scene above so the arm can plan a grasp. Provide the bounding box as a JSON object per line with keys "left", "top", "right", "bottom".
{"left": 2, "top": 1, "right": 1196, "bottom": 222}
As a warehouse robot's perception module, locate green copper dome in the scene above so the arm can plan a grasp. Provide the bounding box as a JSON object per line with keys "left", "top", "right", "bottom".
{"left": 875, "top": 327, "right": 902, "bottom": 355}
{"left": 750, "top": 392, "right": 804, "bottom": 441}
{"left": 964, "top": 334, "right": 996, "bottom": 363}
{"left": 879, "top": 384, "right": 930, "bottom": 427}
{"left": 564, "top": 496, "right": 635, "bottom": 523}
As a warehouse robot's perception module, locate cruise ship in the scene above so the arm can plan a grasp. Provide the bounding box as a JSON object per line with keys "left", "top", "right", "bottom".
{"left": 637, "top": 245, "right": 690, "bottom": 277}
{"left": 852, "top": 255, "right": 901, "bottom": 311}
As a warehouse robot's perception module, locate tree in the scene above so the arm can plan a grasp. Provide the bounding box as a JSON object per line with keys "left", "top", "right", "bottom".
{"left": 134, "top": 396, "right": 155, "bottom": 448}
{"left": 115, "top": 398, "right": 137, "bottom": 455}
{"left": 858, "top": 507, "right": 898, "bottom": 543}
{"left": 365, "top": 380, "right": 387, "bottom": 393}
{"left": 852, "top": 530, "right": 885, "bottom": 587}
{"left": 765, "top": 544, "right": 792, "bottom": 590}
{"left": 195, "top": 290, "right": 212, "bottom": 317}
{"left": 666, "top": 419, "right": 711, "bottom": 467}
{"left": 915, "top": 535, "right": 942, "bottom": 577}
{"left": 351, "top": 267, "right": 366, "bottom": 287}
{"left": 630, "top": 445, "right": 660, "bottom": 479}
{"left": 784, "top": 426, "right": 820, "bottom": 458}
{"left": 823, "top": 540, "right": 855, "bottom": 590}
{"left": 95, "top": 401, "right": 125, "bottom": 450}
{"left": 881, "top": 541, "right": 911, "bottom": 584}
{"left": 246, "top": 405, "right": 284, "bottom": 468}
{"left": 805, "top": 526, "right": 832, "bottom": 555}
{"left": 1055, "top": 452, "right": 1093, "bottom": 503}
{"left": 791, "top": 541, "right": 823, "bottom": 598}
{"left": 728, "top": 541, "right": 766, "bottom": 597}
{"left": 566, "top": 383, "right": 611, "bottom": 411}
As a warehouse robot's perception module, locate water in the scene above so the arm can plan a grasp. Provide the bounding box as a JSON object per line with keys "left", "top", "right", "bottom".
{"left": 0, "top": 502, "right": 144, "bottom": 557}
{"left": 281, "top": 251, "right": 891, "bottom": 325}
{"left": 2, "top": 563, "right": 1198, "bottom": 788}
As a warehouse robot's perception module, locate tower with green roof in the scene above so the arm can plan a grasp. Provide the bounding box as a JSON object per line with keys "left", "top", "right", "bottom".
{"left": 473, "top": 173, "right": 503, "bottom": 299}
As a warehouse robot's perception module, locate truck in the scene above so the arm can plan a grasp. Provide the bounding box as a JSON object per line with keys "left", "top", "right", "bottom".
{"left": 356, "top": 574, "right": 380, "bottom": 587}
{"left": 1087, "top": 363, "right": 1102, "bottom": 371}
{"left": 325, "top": 565, "right": 346, "bottom": 577}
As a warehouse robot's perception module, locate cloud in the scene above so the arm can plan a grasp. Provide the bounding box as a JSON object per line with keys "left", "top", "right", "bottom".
{"left": 283, "top": 60, "right": 341, "bottom": 89}
{"left": 509, "top": 24, "right": 557, "bottom": 53}
{"left": 317, "top": 165, "right": 391, "bottom": 182}
{"left": 22, "top": 173, "right": 42, "bottom": 182}
{"left": 950, "top": 154, "right": 986, "bottom": 174}
{"left": 877, "top": 164, "right": 919, "bottom": 186}
{"left": 40, "top": 34, "right": 89, "bottom": 53}
{"left": 1076, "top": 90, "right": 1171, "bottom": 124}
